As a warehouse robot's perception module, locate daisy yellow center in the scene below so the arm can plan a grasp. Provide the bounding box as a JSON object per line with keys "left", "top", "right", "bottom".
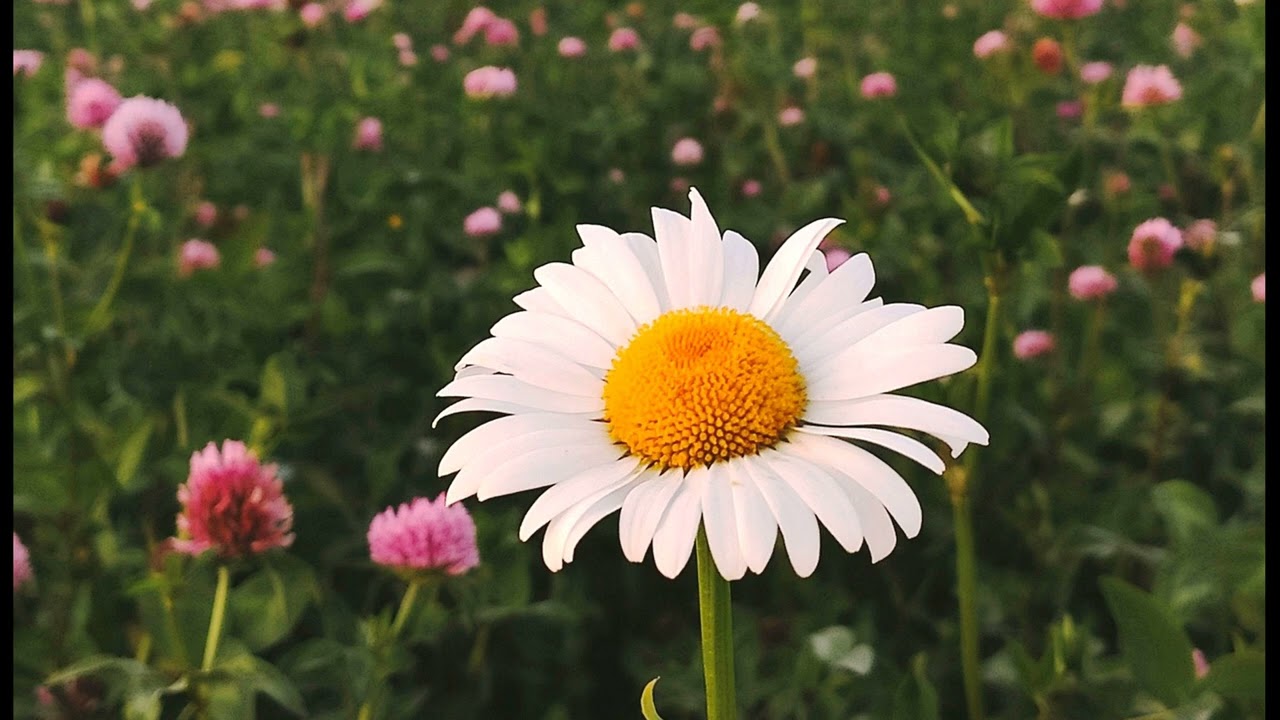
{"left": 603, "top": 307, "right": 807, "bottom": 470}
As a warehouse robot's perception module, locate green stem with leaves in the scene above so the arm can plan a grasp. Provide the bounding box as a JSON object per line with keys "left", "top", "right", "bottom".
{"left": 696, "top": 526, "right": 737, "bottom": 720}
{"left": 201, "top": 565, "right": 230, "bottom": 672}
{"left": 358, "top": 579, "right": 425, "bottom": 720}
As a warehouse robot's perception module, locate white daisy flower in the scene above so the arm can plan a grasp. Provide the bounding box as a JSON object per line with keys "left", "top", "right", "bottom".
{"left": 436, "top": 188, "right": 988, "bottom": 580}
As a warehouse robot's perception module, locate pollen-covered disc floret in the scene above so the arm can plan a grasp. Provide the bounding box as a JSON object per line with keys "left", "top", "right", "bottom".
{"left": 604, "top": 307, "right": 805, "bottom": 469}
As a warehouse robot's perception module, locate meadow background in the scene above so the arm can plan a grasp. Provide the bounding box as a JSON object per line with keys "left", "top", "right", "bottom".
{"left": 12, "top": 0, "right": 1265, "bottom": 718}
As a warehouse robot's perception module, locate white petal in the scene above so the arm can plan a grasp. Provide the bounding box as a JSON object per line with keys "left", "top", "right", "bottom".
{"left": 726, "top": 462, "right": 776, "bottom": 574}
{"left": 446, "top": 426, "right": 613, "bottom": 504}
{"left": 519, "top": 457, "right": 642, "bottom": 541}
{"left": 807, "top": 345, "right": 977, "bottom": 401}
{"left": 490, "top": 311, "right": 619, "bottom": 370}
{"left": 761, "top": 449, "right": 863, "bottom": 554}
{"left": 651, "top": 208, "right": 696, "bottom": 310}
{"left": 783, "top": 432, "right": 922, "bottom": 538}
{"left": 433, "top": 398, "right": 596, "bottom": 428}
{"left": 739, "top": 455, "right": 820, "bottom": 577}
{"left": 618, "top": 470, "right": 682, "bottom": 563}
{"left": 477, "top": 442, "right": 624, "bottom": 501}
{"left": 857, "top": 305, "right": 966, "bottom": 347}
{"left": 438, "top": 375, "right": 603, "bottom": 415}
{"left": 700, "top": 465, "right": 746, "bottom": 581}
{"left": 455, "top": 337, "right": 604, "bottom": 397}
{"left": 620, "top": 232, "right": 671, "bottom": 312}
{"left": 574, "top": 227, "right": 664, "bottom": 325}
{"left": 562, "top": 478, "right": 645, "bottom": 563}
{"left": 771, "top": 253, "right": 874, "bottom": 336}
{"left": 803, "top": 394, "right": 988, "bottom": 458}
{"left": 686, "top": 188, "right": 725, "bottom": 307}
{"left": 574, "top": 223, "right": 622, "bottom": 248}
{"left": 534, "top": 263, "right": 638, "bottom": 346}
{"left": 841, "top": 479, "right": 898, "bottom": 563}
{"left": 718, "top": 231, "right": 760, "bottom": 311}
{"left": 439, "top": 413, "right": 598, "bottom": 477}
{"left": 454, "top": 365, "right": 498, "bottom": 379}
{"left": 792, "top": 303, "right": 924, "bottom": 366}
{"left": 748, "top": 217, "right": 845, "bottom": 321}
{"left": 513, "top": 287, "right": 570, "bottom": 317}
{"left": 650, "top": 472, "right": 705, "bottom": 579}
{"left": 782, "top": 250, "right": 831, "bottom": 309}
{"left": 796, "top": 425, "right": 946, "bottom": 475}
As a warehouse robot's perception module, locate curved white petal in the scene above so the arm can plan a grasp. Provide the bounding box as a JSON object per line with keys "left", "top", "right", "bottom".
{"left": 792, "top": 303, "right": 925, "bottom": 366}
{"left": 618, "top": 470, "right": 682, "bottom": 563}
{"left": 574, "top": 227, "right": 664, "bottom": 325}
{"left": 433, "top": 398, "right": 597, "bottom": 428}
{"left": 652, "top": 208, "right": 696, "bottom": 310}
{"left": 620, "top": 232, "right": 671, "bottom": 313}
{"left": 438, "top": 375, "right": 604, "bottom": 415}
{"left": 726, "top": 462, "right": 776, "bottom": 574}
{"left": 796, "top": 425, "right": 946, "bottom": 475}
{"left": 719, "top": 232, "right": 760, "bottom": 312}
{"left": 686, "top": 188, "right": 725, "bottom": 307}
{"left": 739, "top": 455, "right": 820, "bottom": 577}
{"left": 650, "top": 471, "right": 706, "bottom": 579}
{"left": 783, "top": 432, "right": 922, "bottom": 538}
{"left": 439, "top": 413, "right": 599, "bottom": 477}
{"left": 446, "top": 426, "right": 612, "bottom": 504}
{"left": 761, "top": 449, "right": 863, "bottom": 554}
{"left": 748, "top": 218, "right": 844, "bottom": 321}
{"left": 772, "top": 253, "right": 874, "bottom": 336}
{"left": 491, "top": 311, "right": 618, "bottom": 370}
{"left": 477, "top": 442, "right": 624, "bottom": 501}
{"left": 513, "top": 287, "right": 571, "bottom": 317}
{"left": 455, "top": 337, "right": 604, "bottom": 397}
{"left": 807, "top": 345, "right": 977, "bottom": 400}
{"left": 533, "top": 263, "right": 638, "bottom": 346}
{"left": 700, "top": 464, "right": 746, "bottom": 581}
{"left": 857, "top": 305, "right": 966, "bottom": 348}
{"left": 519, "top": 457, "right": 643, "bottom": 541}
{"left": 841, "top": 479, "right": 898, "bottom": 563}
{"left": 562, "top": 478, "right": 646, "bottom": 563}
{"left": 803, "top": 394, "right": 988, "bottom": 458}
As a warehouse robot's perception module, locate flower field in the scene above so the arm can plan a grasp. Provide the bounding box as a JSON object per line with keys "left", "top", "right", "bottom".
{"left": 12, "top": 1, "right": 1265, "bottom": 719}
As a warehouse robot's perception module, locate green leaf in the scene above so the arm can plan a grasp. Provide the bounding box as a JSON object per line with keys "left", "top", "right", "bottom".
{"left": 808, "top": 626, "right": 874, "bottom": 675}
{"left": 115, "top": 418, "right": 154, "bottom": 489}
{"left": 230, "top": 554, "right": 318, "bottom": 652}
{"left": 259, "top": 354, "right": 289, "bottom": 416}
{"left": 14, "top": 375, "right": 42, "bottom": 405}
{"left": 640, "top": 677, "right": 666, "bottom": 720}
{"left": 1100, "top": 576, "right": 1196, "bottom": 707}
{"left": 1201, "top": 649, "right": 1265, "bottom": 702}
{"left": 893, "top": 653, "right": 939, "bottom": 720}
{"left": 1151, "top": 481, "right": 1217, "bottom": 546}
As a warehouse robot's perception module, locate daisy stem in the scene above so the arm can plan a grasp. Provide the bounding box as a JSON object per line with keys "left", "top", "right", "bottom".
{"left": 695, "top": 526, "right": 737, "bottom": 720}
{"left": 201, "top": 565, "right": 230, "bottom": 672}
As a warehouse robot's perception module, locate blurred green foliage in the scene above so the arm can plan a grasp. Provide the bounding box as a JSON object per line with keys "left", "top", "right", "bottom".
{"left": 13, "top": 0, "right": 1264, "bottom": 718}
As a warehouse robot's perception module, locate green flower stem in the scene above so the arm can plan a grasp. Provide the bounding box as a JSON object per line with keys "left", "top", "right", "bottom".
{"left": 85, "top": 178, "right": 146, "bottom": 337}
{"left": 389, "top": 579, "right": 423, "bottom": 640}
{"left": 696, "top": 525, "right": 737, "bottom": 720}
{"left": 358, "top": 579, "right": 426, "bottom": 720}
{"left": 1148, "top": 279, "right": 1202, "bottom": 483}
{"left": 952, "top": 264, "right": 1004, "bottom": 720}
{"left": 201, "top": 565, "right": 230, "bottom": 672}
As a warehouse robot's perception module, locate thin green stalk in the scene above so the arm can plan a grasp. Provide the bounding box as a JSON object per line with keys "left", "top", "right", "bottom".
{"left": 1147, "top": 279, "right": 1201, "bottom": 483}
{"left": 359, "top": 580, "right": 425, "bottom": 720}
{"left": 389, "top": 579, "right": 422, "bottom": 640}
{"left": 952, "top": 267, "right": 1003, "bottom": 720}
{"left": 762, "top": 120, "right": 792, "bottom": 186}
{"left": 85, "top": 179, "right": 146, "bottom": 336}
{"left": 696, "top": 526, "right": 737, "bottom": 720}
{"left": 201, "top": 565, "right": 230, "bottom": 672}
